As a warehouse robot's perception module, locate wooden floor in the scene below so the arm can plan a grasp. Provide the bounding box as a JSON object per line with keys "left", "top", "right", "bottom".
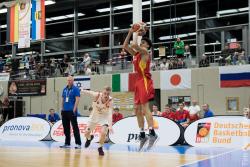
{"left": 0, "top": 141, "right": 248, "bottom": 167}
{"left": 0, "top": 146, "right": 207, "bottom": 167}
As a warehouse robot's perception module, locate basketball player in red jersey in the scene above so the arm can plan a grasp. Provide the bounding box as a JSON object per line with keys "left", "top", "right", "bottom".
{"left": 123, "top": 28, "right": 158, "bottom": 150}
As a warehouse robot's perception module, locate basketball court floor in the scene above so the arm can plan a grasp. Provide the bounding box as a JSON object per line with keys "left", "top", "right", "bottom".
{"left": 0, "top": 140, "right": 249, "bottom": 167}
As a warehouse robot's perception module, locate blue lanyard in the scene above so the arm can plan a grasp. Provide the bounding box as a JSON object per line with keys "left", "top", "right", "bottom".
{"left": 66, "top": 88, "right": 72, "bottom": 97}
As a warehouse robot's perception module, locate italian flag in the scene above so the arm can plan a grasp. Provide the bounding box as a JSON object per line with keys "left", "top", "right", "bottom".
{"left": 112, "top": 73, "right": 137, "bottom": 92}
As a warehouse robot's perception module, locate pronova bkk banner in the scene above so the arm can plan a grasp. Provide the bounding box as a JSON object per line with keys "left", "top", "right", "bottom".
{"left": 184, "top": 116, "right": 250, "bottom": 148}
{"left": 0, "top": 117, "right": 50, "bottom": 141}
{"left": 51, "top": 117, "right": 101, "bottom": 143}
{"left": 109, "top": 116, "right": 181, "bottom": 146}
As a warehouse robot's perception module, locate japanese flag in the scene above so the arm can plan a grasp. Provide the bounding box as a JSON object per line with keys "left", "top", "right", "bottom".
{"left": 160, "top": 69, "right": 191, "bottom": 90}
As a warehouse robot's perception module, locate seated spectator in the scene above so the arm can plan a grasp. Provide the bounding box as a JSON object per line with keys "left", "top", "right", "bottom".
{"left": 151, "top": 60, "right": 160, "bottom": 71}
{"left": 91, "top": 62, "right": 100, "bottom": 75}
{"left": 84, "top": 65, "right": 92, "bottom": 75}
{"left": 161, "top": 104, "right": 175, "bottom": 120}
{"left": 48, "top": 108, "right": 60, "bottom": 124}
{"left": 175, "top": 103, "right": 190, "bottom": 128}
{"left": 202, "top": 104, "right": 214, "bottom": 118}
{"left": 199, "top": 54, "right": 209, "bottom": 67}
{"left": 233, "top": 43, "right": 246, "bottom": 65}
{"left": 112, "top": 108, "right": 123, "bottom": 124}
{"left": 188, "top": 100, "right": 200, "bottom": 123}
{"left": 64, "top": 62, "right": 75, "bottom": 76}
{"left": 220, "top": 45, "right": 232, "bottom": 66}
{"left": 152, "top": 104, "right": 161, "bottom": 116}
{"left": 160, "top": 58, "right": 169, "bottom": 70}
{"left": 243, "top": 107, "right": 250, "bottom": 119}
{"left": 0, "top": 57, "right": 5, "bottom": 72}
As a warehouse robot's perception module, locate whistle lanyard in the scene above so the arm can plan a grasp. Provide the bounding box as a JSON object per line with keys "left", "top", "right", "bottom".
{"left": 66, "top": 88, "right": 72, "bottom": 98}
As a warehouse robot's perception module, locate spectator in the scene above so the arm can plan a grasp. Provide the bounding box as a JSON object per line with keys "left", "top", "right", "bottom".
{"left": 199, "top": 54, "right": 210, "bottom": 67}
{"left": 152, "top": 104, "right": 161, "bottom": 116}
{"left": 64, "top": 62, "right": 75, "bottom": 76}
{"left": 2, "top": 97, "right": 13, "bottom": 122}
{"left": 120, "top": 49, "right": 127, "bottom": 69}
{"left": 84, "top": 65, "right": 92, "bottom": 75}
{"left": 151, "top": 60, "right": 160, "bottom": 71}
{"left": 243, "top": 107, "right": 250, "bottom": 119}
{"left": 48, "top": 108, "right": 60, "bottom": 124}
{"left": 5, "top": 55, "right": 12, "bottom": 65}
{"left": 177, "top": 58, "right": 186, "bottom": 69}
{"left": 91, "top": 62, "right": 100, "bottom": 75}
{"left": 174, "top": 38, "right": 184, "bottom": 58}
{"left": 82, "top": 53, "right": 91, "bottom": 68}
{"left": 233, "top": 43, "right": 246, "bottom": 65}
{"left": 0, "top": 57, "right": 5, "bottom": 72}
{"left": 61, "top": 54, "right": 70, "bottom": 73}
{"left": 160, "top": 58, "right": 169, "bottom": 70}
{"left": 188, "top": 100, "right": 200, "bottom": 123}
{"left": 220, "top": 45, "right": 232, "bottom": 66}
{"left": 161, "top": 104, "right": 175, "bottom": 120}
{"left": 29, "top": 54, "right": 36, "bottom": 70}
{"left": 202, "top": 104, "right": 214, "bottom": 118}
{"left": 112, "top": 108, "right": 123, "bottom": 124}
{"left": 175, "top": 103, "right": 190, "bottom": 128}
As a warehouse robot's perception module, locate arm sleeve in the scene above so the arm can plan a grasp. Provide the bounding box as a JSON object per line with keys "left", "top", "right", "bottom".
{"left": 81, "top": 90, "right": 99, "bottom": 97}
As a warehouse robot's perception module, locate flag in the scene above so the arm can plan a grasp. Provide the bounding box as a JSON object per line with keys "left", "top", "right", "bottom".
{"left": 18, "top": 0, "right": 31, "bottom": 48}
{"left": 112, "top": 73, "right": 137, "bottom": 92}
{"left": 31, "top": 0, "right": 45, "bottom": 40}
{"left": 7, "top": 3, "right": 19, "bottom": 43}
{"left": 160, "top": 69, "right": 191, "bottom": 90}
{"left": 219, "top": 65, "right": 250, "bottom": 88}
{"left": 74, "top": 76, "right": 91, "bottom": 90}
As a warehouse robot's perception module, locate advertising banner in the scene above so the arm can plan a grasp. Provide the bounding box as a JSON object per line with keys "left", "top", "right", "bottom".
{"left": 51, "top": 117, "right": 101, "bottom": 143}
{"left": 109, "top": 116, "right": 181, "bottom": 146}
{"left": 8, "top": 79, "right": 46, "bottom": 96}
{"left": 184, "top": 116, "right": 250, "bottom": 148}
{"left": 0, "top": 117, "right": 50, "bottom": 141}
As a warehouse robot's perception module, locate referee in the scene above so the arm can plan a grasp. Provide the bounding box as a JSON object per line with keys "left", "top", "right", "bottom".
{"left": 60, "top": 76, "right": 81, "bottom": 149}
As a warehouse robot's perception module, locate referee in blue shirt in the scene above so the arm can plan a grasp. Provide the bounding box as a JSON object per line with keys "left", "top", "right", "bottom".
{"left": 60, "top": 76, "right": 81, "bottom": 149}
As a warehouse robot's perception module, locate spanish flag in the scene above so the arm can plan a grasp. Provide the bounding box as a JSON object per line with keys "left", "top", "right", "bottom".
{"left": 31, "top": 0, "right": 45, "bottom": 40}
{"left": 7, "top": 3, "right": 19, "bottom": 43}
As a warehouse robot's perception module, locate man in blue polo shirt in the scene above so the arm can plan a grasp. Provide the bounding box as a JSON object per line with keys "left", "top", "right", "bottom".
{"left": 60, "top": 76, "right": 81, "bottom": 149}
{"left": 202, "top": 104, "right": 214, "bottom": 118}
{"left": 48, "top": 108, "right": 60, "bottom": 124}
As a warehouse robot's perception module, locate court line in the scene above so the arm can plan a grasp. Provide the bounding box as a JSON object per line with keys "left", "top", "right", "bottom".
{"left": 177, "top": 148, "right": 240, "bottom": 167}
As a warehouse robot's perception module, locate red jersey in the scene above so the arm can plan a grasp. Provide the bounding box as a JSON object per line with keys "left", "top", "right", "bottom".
{"left": 161, "top": 111, "right": 176, "bottom": 120}
{"left": 112, "top": 113, "right": 123, "bottom": 124}
{"left": 175, "top": 109, "right": 190, "bottom": 123}
{"left": 132, "top": 52, "right": 155, "bottom": 104}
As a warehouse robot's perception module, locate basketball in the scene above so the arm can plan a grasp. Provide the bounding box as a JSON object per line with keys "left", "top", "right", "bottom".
{"left": 132, "top": 22, "right": 147, "bottom": 32}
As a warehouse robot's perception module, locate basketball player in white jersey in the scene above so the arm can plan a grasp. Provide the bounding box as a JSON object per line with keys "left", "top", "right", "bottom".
{"left": 81, "top": 86, "right": 113, "bottom": 156}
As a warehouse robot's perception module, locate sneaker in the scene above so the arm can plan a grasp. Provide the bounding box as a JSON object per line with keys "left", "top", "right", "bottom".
{"left": 60, "top": 144, "right": 71, "bottom": 148}
{"left": 138, "top": 135, "right": 149, "bottom": 151}
{"left": 98, "top": 147, "right": 104, "bottom": 156}
{"left": 75, "top": 144, "right": 81, "bottom": 149}
{"left": 147, "top": 134, "right": 159, "bottom": 150}
{"left": 85, "top": 135, "right": 94, "bottom": 148}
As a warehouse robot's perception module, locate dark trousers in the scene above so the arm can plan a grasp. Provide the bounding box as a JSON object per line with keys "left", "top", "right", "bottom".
{"left": 2, "top": 108, "right": 14, "bottom": 121}
{"left": 61, "top": 111, "right": 81, "bottom": 145}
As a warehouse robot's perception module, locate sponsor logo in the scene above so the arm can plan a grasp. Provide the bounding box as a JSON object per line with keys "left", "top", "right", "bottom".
{"left": 195, "top": 122, "right": 211, "bottom": 143}
{"left": 2, "top": 124, "right": 45, "bottom": 133}
{"left": 52, "top": 123, "right": 102, "bottom": 138}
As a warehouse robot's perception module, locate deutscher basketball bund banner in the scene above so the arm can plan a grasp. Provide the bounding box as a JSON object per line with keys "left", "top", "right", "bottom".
{"left": 18, "top": 0, "right": 31, "bottom": 48}
{"left": 31, "top": 0, "right": 45, "bottom": 40}
{"left": 8, "top": 79, "right": 46, "bottom": 96}
{"left": 160, "top": 69, "right": 191, "bottom": 90}
{"left": 184, "top": 116, "right": 250, "bottom": 148}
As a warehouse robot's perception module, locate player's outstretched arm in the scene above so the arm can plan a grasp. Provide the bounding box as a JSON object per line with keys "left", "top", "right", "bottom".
{"left": 123, "top": 28, "right": 136, "bottom": 56}
{"left": 80, "top": 89, "right": 99, "bottom": 98}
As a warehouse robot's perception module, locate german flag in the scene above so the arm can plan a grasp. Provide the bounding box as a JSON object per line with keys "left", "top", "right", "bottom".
{"left": 7, "top": 3, "right": 19, "bottom": 43}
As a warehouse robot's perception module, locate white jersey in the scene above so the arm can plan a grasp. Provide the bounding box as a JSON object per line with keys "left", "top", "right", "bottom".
{"left": 89, "top": 92, "right": 113, "bottom": 125}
